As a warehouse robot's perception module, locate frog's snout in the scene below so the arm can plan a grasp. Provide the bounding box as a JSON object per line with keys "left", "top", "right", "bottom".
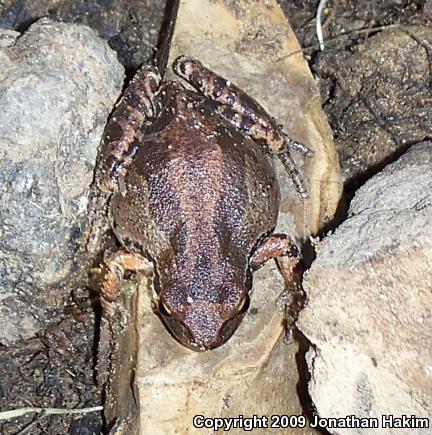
{"left": 179, "top": 302, "right": 244, "bottom": 351}
{"left": 182, "top": 302, "right": 227, "bottom": 350}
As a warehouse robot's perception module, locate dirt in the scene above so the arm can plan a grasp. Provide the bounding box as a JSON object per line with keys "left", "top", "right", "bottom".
{"left": 280, "top": 0, "right": 432, "bottom": 191}
{"left": 0, "top": 292, "right": 102, "bottom": 434}
{"left": 0, "top": 0, "right": 431, "bottom": 433}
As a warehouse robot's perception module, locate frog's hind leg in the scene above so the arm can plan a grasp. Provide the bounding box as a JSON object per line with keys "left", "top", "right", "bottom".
{"left": 98, "top": 66, "right": 162, "bottom": 192}
{"left": 173, "top": 56, "right": 312, "bottom": 198}
{"left": 86, "top": 67, "right": 161, "bottom": 253}
{"left": 250, "top": 234, "right": 306, "bottom": 341}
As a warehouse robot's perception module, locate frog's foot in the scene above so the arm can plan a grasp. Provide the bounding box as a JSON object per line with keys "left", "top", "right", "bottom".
{"left": 173, "top": 55, "right": 313, "bottom": 198}
{"left": 95, "top": 250, "right": 152, "bottom": 317}
{"left": 98, "top": 66, "right": 162, "bottom": 192}
{"left": 250, "top": 234, "right": 306, "bottom": 340}
{"left": 275, "top": 285, "right": 306, "bottom": 344}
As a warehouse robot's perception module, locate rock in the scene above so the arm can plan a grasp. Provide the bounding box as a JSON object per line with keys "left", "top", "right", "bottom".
{"left": 103, "top": 0, "right": 341, "bottom": 433}
{"left": 0, "top": 0, "right": 166, "bottom": 70}
{"left": 298, "top": 142, "right": 432, "bottom": 434}
{"left": 0, "top": 18, "right": 123, "bottom": 345}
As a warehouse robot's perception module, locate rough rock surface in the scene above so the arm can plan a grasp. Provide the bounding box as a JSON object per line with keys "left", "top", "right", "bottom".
{"left": 0, "top": 0, "right": 166, "bottom": 69}
{"left": 298, "top": 142, "right": 432, "bottom": 434}
{"left": 0, "top": 19, "right": 123, "bottom": 345}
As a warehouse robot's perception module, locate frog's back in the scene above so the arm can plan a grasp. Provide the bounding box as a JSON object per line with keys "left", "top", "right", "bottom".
{"left": 110, "top": 90, "right": 280, "bottom": 263}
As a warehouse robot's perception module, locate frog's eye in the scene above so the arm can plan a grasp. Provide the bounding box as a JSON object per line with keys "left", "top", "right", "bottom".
{"left": 158, "top": 300, "right": 172, "bottom": 317}
{"left": 220, "top": 315, "right": 243, "bottom": 342}
{"left": 161, "top": 316, "right": 196, "bottom": 349}
{"left": 237, "top": 295, "right": 250, "bottom": 313}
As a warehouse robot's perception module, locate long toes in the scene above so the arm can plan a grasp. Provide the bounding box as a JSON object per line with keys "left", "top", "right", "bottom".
{"left": 277, "top": 151, "right": 309, "bottom": 199}
{"left": 285, "top": 137, "right": 314, "bottom": 157}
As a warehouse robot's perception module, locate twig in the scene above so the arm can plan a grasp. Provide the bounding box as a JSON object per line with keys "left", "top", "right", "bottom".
{"left": 316, "top": 0, "right": 329, "bottom": 51}
{"left": 0, "top": 406, "right": 103, "bottom": 420}
{"left": 276, "top": 23, "right": 406, "bottom": 62}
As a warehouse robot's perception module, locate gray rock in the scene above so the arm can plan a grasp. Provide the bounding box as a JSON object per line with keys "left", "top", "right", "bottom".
{"left": 299, "top": 142, "right": 432, "bottom": 434}
{"left": 0, "top": 19, "right": 124, "bottom": 345}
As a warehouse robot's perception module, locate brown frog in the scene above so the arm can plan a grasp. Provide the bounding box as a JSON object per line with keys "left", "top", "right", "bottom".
{"left": 96, "top": 56, "right": 312, "bottom": 351}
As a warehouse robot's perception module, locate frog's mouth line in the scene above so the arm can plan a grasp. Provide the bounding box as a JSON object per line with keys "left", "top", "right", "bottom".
{"left": 148, "top": 259, "right": 254, "bottom": 351}
{"left": 157, "top": 309, "right": 247, "bottom": 352}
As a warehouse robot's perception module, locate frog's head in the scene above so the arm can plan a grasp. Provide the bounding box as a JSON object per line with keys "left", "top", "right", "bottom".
{"left": 157, "top": 272, "right": 252, "bottom": 350}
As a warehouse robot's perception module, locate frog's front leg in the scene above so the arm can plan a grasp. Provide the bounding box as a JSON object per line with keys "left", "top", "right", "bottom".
{"left": 96, "top": 250, "right": 152, "bottom": 316}
{"left": 94, "top": 250, "right": 152, "bottom": 386}
{"left": 173, "top": 56, "right": 312, "bottom": 198}
{"left": 98, "top": 66, "right": 161, "bottom": 192}
{"left": 250, "top": 234, "right": 306, "bottom": 340}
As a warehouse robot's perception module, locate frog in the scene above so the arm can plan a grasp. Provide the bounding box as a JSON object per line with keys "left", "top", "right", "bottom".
{"left": 95, "top": 55, "right": 312, "bottom": 351}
